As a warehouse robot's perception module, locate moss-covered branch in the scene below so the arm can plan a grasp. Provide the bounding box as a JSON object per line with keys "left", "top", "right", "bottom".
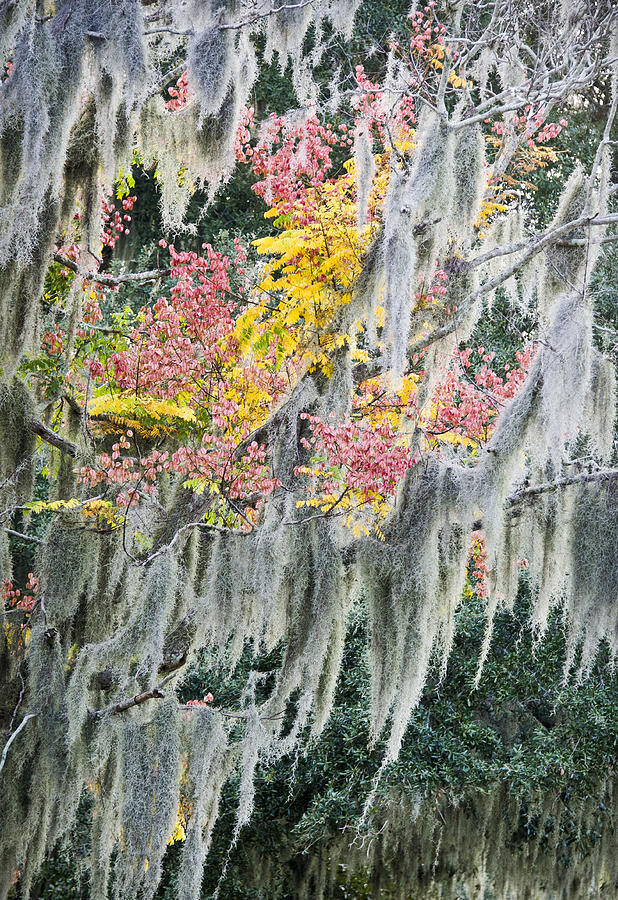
{"left": 53, "top": 253, "right": 171, "bottom": 286}
{"left": 90, "top": 670, "right": 180, "bottom": 718}
{"left": 28, "top": 418, "right": 78, "bottom": 457}
{"left": 506, "top": 468, "right": 618, "bottom": 508}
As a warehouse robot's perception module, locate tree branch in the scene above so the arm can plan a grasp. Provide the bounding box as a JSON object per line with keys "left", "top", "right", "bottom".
{"left": 401, "top": 212, "right": 618, "bottom": 362}
{"left": 53, "top": 253, "right": 170, "bottom": 287}
{"left": 4, "top": 528, "right": 43, "bottom": 545}
{"left": 96, "top": 685, "right": 167, "bottom": 715}
{"left": 90, "top": 670, "right": 180, "bottom": 718}
{"left": 0, "top": 714, "right": 36, "bottom": 776}
{"left": 506, "top": 468, "right": 618, "bottom": 509}
{"left": 467, "top": 214, "right": 618, "bottom": 273}
{"left": 219, "top": 0, "right": 318, "bottom": 31}
{"left": 29, "top": 418, "right": 78, "bottom": 457}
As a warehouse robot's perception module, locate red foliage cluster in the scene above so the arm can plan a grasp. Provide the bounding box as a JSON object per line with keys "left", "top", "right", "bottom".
{"left": 298, "top": 413, "right": 417, "bottom": 502}
{"left": 427, "top": 346, "right": 533, "bottom": 445}
{"left": 2, "top": 573, "right": 39, "bottom": 613}
{"left": 101, "top": 194, "right": 136, "bottom": 250}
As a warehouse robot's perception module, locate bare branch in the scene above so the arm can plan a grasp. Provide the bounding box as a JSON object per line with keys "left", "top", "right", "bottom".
{"left": 4, "top": 529, "right": 43, "bottom": 545}
{"left": 91, "top": 670, "right": 180, "bottom": 718}
{"left": 506, "top": 469, "right": 618, "bottom": 509}
{"left": 53, "top": 253, "right": 170, "bottom": 287}
{"left": 29, "top": 418, "right": 78, "bottom": 458}
{"left": 468, "top": 214, "right": 618, "bottom": 272}
{"left": 219, "top": 0, "right": 318, "bottom": 31}
{"left": 0, "top": 714, "right": 36, "bottom": 777}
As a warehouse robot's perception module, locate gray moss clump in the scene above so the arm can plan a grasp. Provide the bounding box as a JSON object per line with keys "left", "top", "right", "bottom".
{"left": 0, "top": 378, "right": 35, "bottom": 508}
{"left": 0, "top": 0, "right": 360, "bottom": 372}
{"left": 290, "top": 782, "right": 618, "bottom": 900}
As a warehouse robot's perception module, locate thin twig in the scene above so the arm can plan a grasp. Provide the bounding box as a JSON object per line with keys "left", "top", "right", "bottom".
{"left": 4, "top": 529, "right": 43, "bottom": 545}
{"left": 0, "top": 714, "right": 36, "bottom": 776}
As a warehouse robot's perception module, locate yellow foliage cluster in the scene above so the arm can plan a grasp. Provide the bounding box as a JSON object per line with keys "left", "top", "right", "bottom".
{"left": 296, "top": 483, "right": 390, "bottom": 539}
{"left": 243, "top": 155, "right": 387, "bottom": 376}
{"left": 478, "top": 134, "right": 562, "bottom": 231}
{"left": 352, "top": 374, "right": 419, "bottom": 429}
{"left": 78, "top": 498, "right": 125, "bottom": 528}
{"left": 88, "top": 393, "right": 197, "bottom": 438}
{"left": 26, "top": 497, "right": 83, "bottom": 514}
{"left": 26, "top": 496, "right": 124, "bottom": 529}
{"left": 430, "top": 44, "right": 471, "bottom": 91}
{"left": 167, "top": 758, "right": 195, "bottom": 846}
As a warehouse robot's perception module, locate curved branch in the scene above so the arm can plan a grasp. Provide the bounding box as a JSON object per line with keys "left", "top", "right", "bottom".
{"left": 29, "top": 418, "right": 78, "bottom": 457}
{"left": 0, "top": 714, "right": 37, "bottom": 776}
